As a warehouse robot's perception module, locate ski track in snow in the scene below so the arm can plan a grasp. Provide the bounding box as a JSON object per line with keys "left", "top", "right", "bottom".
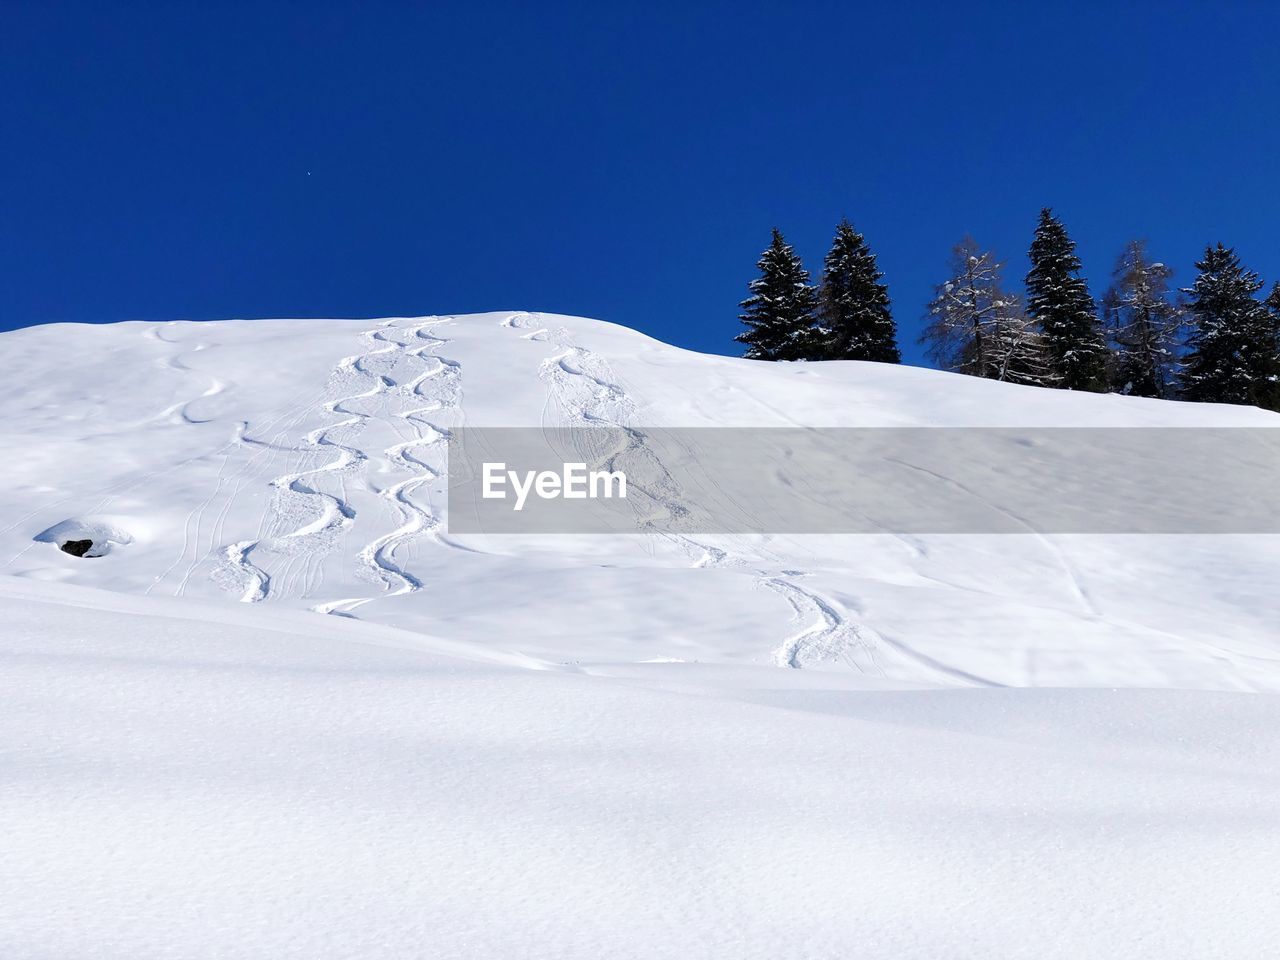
{"left": 882, "top": 454, "right": 1103, "bottom": 619}
{"left": 93, "top": 314, "right": 1002, "bottom": 683}
{"left": 500, "top": 311, "right": 892, "bottom": 674}
{"left": 152, "top": 317, "right": 472, "bottom": 613}
{"left": 112, "top": 324, "right": 335, "bottom": 599}
{"left": 763, "top": 575, "right": 875, "bottom": 670}
{"left": 12, "top": 312, "right": 1270, "bottom": 692}
{"left": 312, "top": 318, "right": 463, "bottom": 618}
{"left": 145, "top": 324, "right": 227, "bottom": 426}
{"left": 216, "top": 323, "right": 400, "bottom": 603}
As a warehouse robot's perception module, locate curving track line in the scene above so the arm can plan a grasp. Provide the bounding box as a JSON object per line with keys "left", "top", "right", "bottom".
{"left": 219, "top": 324, "right": 394, "bottom": 602}
{"left": 313, "top": 319, "right": 462, "bottom": 617}
{"left": 499, "top": 312, "right": 888, "bottom": 671}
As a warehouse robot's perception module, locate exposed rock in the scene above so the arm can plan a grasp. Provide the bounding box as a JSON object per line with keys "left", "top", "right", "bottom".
{"left": 36, "top": 517, "right": 134, "bottom": 558}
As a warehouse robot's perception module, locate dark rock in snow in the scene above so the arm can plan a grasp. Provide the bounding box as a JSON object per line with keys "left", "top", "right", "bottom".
{"left": 36, "top": 518, "right": 134, "bottom": 557}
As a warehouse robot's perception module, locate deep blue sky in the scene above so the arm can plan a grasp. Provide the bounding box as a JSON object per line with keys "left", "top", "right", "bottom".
{"left": 3, "top": 2, "right": 1278, "bottom": 366}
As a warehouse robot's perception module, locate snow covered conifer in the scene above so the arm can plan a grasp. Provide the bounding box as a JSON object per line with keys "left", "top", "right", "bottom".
{"left": 818, "top": 219, "right": 900, "bottom": 363}
{"left": 921, "top": 236, "right": 1049, "bottom": 382}
{"left": 1179, "top": 244, "right": 1276, "bottom": 409}
{"left": 1101, "top": 240, "right": 1183, "bottom": 398}
{"left": 736, "top": 228, "right": 819, "bottom": 361}
{"left": 1263, "top": 283, "right": 1280, "bottom": 412}
{"left": 1025, "top": 208, "right": 1108, "bottom": 391}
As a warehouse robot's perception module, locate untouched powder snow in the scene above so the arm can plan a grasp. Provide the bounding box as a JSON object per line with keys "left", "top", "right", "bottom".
{"left": 3, "top": 312, "right": 1280, "bottom": 957}
{"left": 4, "top": 577, "right": 1280, "bottom": 959}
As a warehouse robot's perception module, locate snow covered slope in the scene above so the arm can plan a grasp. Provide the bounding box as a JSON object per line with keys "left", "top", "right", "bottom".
{"left": 4, "top": 575, "right": 1280, "bottom": 960}
{"left": 2, "top": 312, "right": 1278, "bottom": 688}
{"left": 5, "top": 313, "right": 1280, "bottom": 958}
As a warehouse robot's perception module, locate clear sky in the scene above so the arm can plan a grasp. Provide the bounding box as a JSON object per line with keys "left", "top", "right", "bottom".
{"left": 3, "top": 1, "right": 1278, "bottom": 366}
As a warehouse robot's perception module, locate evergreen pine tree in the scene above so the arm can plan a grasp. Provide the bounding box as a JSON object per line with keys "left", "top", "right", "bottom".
{"left": 921, "top": 236, "right": 1049, "bottom": 384}
{"left": 736, "top": 229, "right": 818, "bottom": 361}
{"left": 1267, "top": 282, "right": 1280, "bottom": 322}
{"left": 1180, "top": 244, "right": 1276, "bottom": 409}
{"left": 1263, "top": 283, "right": 1280, "bottom": 412}
{"left": 1025, "top": 208, "right": 1108, "bottom": 390}
{"left": 1101, "top": 240, "right": 1183, "bottom": 398}
{"left": 818, "top": 220, "right": 900, "bottom": 363}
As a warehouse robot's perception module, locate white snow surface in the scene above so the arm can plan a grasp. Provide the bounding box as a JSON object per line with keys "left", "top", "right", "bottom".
{"left": 3, "top": 312, "right": 1280, "bottom": 958}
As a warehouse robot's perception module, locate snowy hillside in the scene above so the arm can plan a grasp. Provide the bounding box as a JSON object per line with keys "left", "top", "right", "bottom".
{"left": 4, "top": 313, "right": 1280, "bottom": 958}
{"left": 3, "top": 312, "right": 1278, "bottom": 687}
